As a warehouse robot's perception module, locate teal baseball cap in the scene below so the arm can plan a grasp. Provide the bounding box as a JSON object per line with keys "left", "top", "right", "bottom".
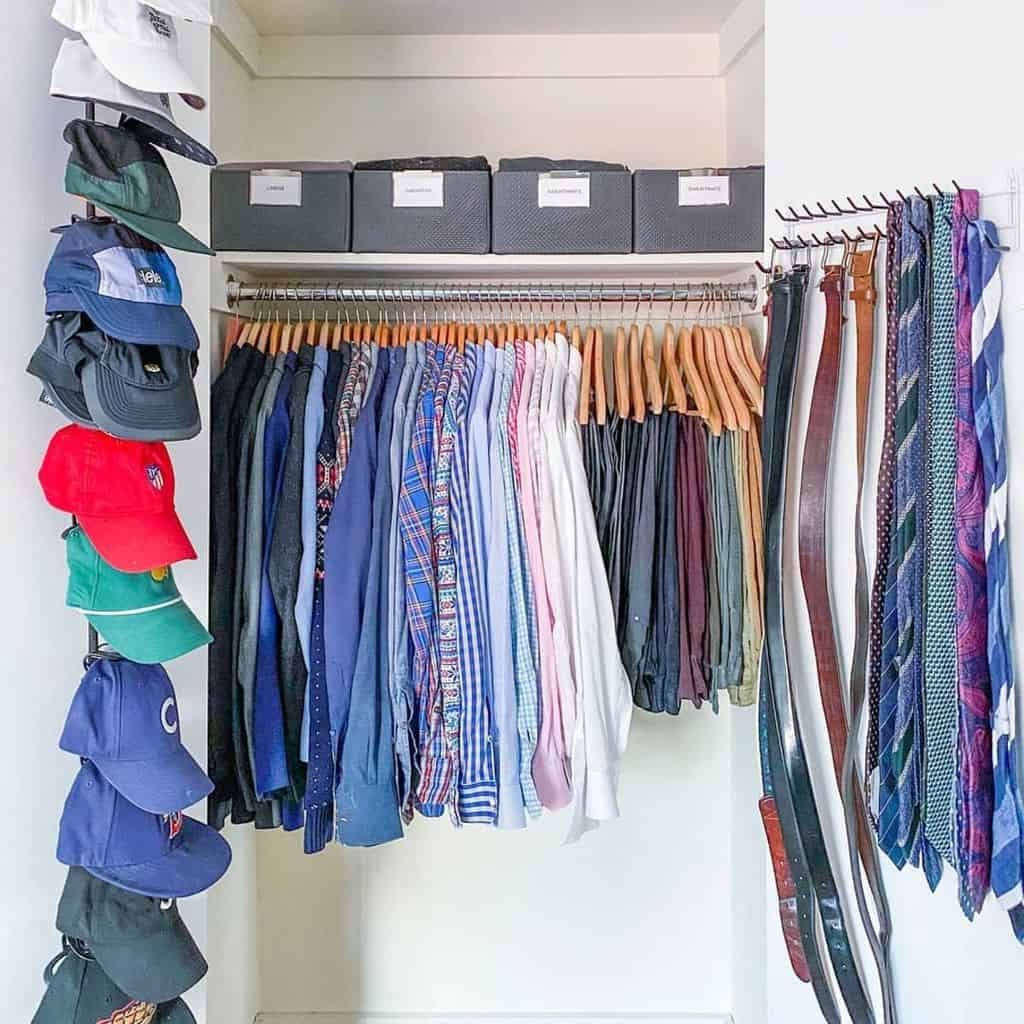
{"left": 64, "top": 526, "right": 211, "bottom": 664}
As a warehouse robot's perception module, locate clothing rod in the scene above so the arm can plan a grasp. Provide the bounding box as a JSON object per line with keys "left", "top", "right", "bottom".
{"left": 227, "top": 278, "right": 760, "bottom": 308}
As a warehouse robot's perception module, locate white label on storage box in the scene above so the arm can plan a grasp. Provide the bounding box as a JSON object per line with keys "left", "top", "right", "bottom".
{"left": 249, "top": 169, "right": 302, "bottom": 206}
{"left": 538, "top": 172, "right": 591, "bottom": 208}
{"left": 678, "top": 174, "right": 730, "bottom": 207}
{"left": 393, "top": 171, "right": 445, "bottom": 208}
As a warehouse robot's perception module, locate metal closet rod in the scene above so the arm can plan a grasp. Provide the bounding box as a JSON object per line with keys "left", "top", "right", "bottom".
{"left": 228, "top": 278, "right": 760, "bottom": 307}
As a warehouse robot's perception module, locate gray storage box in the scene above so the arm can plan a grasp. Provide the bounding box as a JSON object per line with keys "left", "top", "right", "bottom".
{"left": 211, "top": 161, "right": 352, "bottom": 252}
{"left": 633, "top": 166, "right": 764, "bottom": 253}
{"left": 352, "top": 169, "right": 491, "bottom": 253}
{"left": 492, "top": 169, "right": 632, "bottom": 254}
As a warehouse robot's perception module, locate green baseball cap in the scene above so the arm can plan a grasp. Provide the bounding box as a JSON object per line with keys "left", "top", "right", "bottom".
{"left": 64, "top": 526, "right": 211, "bottom": 664}
{"left": 63, "top": 119, "right": 214, "bottom": 256}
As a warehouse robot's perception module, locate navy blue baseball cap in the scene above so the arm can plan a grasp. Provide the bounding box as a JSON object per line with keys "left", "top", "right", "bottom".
{"left": 60, "top": 659, "right": 213, "bottom": 814}
{"left": 58, "top": 761, "right": 231, "bottom": 899}
{"left": 44, "top": 220, "right": 199, "bottom": 351}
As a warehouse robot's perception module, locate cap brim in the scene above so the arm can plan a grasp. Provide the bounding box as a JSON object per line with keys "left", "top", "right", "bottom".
{"left": 70, "top": 286, "right": 198, "bottom": 351}
{"left": 84, "top": 31, "right": 205, "bottom": 109}
{"left": 78, "top": 510, "right": 196, "bottom": 573}
{"left": 84, "top": 816, "right": 231, "bottom": 898}
{"left": 82, "top": 358, "right": 201, "bottom": 443}
{"left": 146, "top": 0, "right": 213, "bottom": 25}
{"left": 88, "top": 910, "right": 207, "bottom": 1003}
{"left": 120, "top": 116, "right": 217, "bottom": 167}
{"left": 83, "top": 596, "right": 211, "bottom": 665}
{"left": 40, "top": 382, "right": 95, "bottom": 426}
{"left": 90, "top": 199, "right": 215, "bottom": 256}
{"left": 92, "top": 744, "right": 213, "bottom": 815}
{"left": 159, "top": 998, "right": 198, "bottom": 1024}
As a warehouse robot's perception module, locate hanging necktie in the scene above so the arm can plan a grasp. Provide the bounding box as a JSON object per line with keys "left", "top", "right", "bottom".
{"left": 968, "top": 220, "right": 1024, "bottom": 940}
{"left": 952, "top": 190, "right": 993, "bottom": 917}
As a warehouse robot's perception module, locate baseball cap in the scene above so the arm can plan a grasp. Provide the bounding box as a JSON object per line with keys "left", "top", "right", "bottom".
{"left": 28, "top": 314, "right": 96, "bottom": 426}
{"left": 50, "top": 40, "right": 216, "bottom": 166}
{"left": 64, "top": 120, "right": 214, "bottom": 255}
{"left": 40, "top": 425, "right": 196, "bottom": 571}
{"left": 51, "top": 1, "right": 206, "bottom": 110}
{"left": 63, "top": 526, "right": 212, "bottom": 664}
{"left": 142, "top": 0, "right": 212, "bottom": 24}
{"left": 44, "top": 220, "right": 199, "bottom": 350}
{"left": 58, "top": 760, "right": 231, "bottom": 898}
{"left": 32, "top": 944, "right": 197, "bottom": 1024}
{"left": 60, "top": 658, "right": 212, "bottom": 813}
{"left": 57, "top": 868, "right": 207, "bottom": 1002}
{"left": 28, "top": 315, "right": 201, "bottom": 441}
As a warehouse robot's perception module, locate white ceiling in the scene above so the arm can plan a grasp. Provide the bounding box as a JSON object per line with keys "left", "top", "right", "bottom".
{"left": 234, "top": 0, "right": 743, "bottom": 36}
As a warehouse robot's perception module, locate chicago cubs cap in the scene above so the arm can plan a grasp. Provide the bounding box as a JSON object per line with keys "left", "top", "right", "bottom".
{"left": 32, "top": 944, "right": 197, "bottom": 1024}
{"left": 58, "top": 760, "right": 231, "bottom": 898}
{"left": 50, "top": 40, "right": 216, "bottom": 166}
{"left": 63, "top": 527, "right": 212, "bottom": 664}
{"left": 44, "top": 220, "right": 199, "bottom": 351}
{"left": 60, "top": 659, "right": 212, "bottom": 814}
{"left": 57, "top": 868, "right": 207, "bottom": 1003}
{"left": 50, "top": 0, "right": 206, "bottom": 110}
{"left": 39, "top": 425, "right": 196, "bottom": 571}
{"left": 28, "top": 315, "right": 200, "bottom": 441}
{"left": 64, "top": 120, "right": 214, "bottom": 255}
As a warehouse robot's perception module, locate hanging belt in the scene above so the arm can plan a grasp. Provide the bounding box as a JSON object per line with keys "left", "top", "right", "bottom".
{"left": 760, "top": 266, "right": 875, "bottom": 1024}
{"left": 843, "top": 242, "right": 898, "bottom": 1024}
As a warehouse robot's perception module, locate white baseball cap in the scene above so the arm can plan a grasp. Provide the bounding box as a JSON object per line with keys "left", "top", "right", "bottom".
{"left": 142, "top": 0, "right": 212, "bottom": 24}
{"left": 50, "top": 40, "right": 216, "bottom": 164}
{"left": 51, "top": 0, "right": 206, "bottom": 110}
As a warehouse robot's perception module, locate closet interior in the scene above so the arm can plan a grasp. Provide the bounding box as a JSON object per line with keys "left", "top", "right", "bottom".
{"left": 206, "top": 3, "right": 767, "bottom": 1022}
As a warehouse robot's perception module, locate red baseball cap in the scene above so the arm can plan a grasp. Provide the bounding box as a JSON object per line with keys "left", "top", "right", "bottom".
{"left": 39, "top": 425, "right": 196, "bottom": 572}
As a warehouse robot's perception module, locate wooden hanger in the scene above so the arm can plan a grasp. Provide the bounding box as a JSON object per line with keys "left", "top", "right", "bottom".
{"left": 721, "top": 322, "right": 762, "bottom": 416}
{"left": 641, "top": 320, "right": 664, "bottom": 415}
{"left": 578, "top": 325, "right": 594, "bottom": 425}
{"left": 593, "top": 324, "right": 607, "bottom": 424}
{"left": 691, "top": 324, "right": 723, "bottom": 435}
{"left": 661, "top": 321, "right": 686, "bottom": 412}
{"left": 677, "top": 322, "right": 710, "bottom": 421}
{"left": 613, "top": 320, "right": 630, "bottom": 418}
{"left": 628, "top": 320, "right": 644, "bottom": 422}
{"left": 703, "top": 323, "right": 740, "bottom": 431}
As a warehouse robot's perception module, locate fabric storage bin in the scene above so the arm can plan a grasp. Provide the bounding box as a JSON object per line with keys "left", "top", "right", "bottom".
{"left": 492, "top": 167, "right": 632, "bottom": 254}
{"left": 351, "top": 169, "right": 491, "bottom": 253}
{"left": 211, "top": 161, "right": 352, "bottom": 252}
{"left": 633, "top": 166, "right": 764, "bottom": 253}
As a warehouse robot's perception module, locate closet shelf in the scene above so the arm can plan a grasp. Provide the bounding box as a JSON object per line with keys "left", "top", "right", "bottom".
{"left": 218, "top": 251, "right": 757, "bottom": 280}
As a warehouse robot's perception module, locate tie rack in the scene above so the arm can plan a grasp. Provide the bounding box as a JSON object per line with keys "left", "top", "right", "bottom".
{"left": 226, "top": 278, "right": 761, "bottom": 309}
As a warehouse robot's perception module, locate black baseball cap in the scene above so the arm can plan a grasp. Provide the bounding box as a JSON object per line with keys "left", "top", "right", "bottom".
{"left": 56, "top": 868, "right": 207, "bottom": 1003}
{"left": 26, "top": 311, "right": 200, "bottom": 442}
{"left": 32, "top": 944, "right": 196, "bottom": 1024}
{"left": 63, "top": 119, "right": 214, "bottom": 255}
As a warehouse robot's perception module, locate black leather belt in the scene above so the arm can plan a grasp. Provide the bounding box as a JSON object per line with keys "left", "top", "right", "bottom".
{"left": 759, "top": 266, "right": 876, "bottom": 1024}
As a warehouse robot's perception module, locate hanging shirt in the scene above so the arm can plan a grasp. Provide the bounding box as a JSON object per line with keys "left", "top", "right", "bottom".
{"left": 419, "top": 346, "right": 463, "bottom": 816}
{"left": 337, "top": 348, "right": 405, "bottom": 847}
{"left": 209, "top": 343, "right": 264, "bottom": 828}
{"left": 487, "top": 346, "right": 525, "bottom": 829}
{"left": 399, "top": 341, "right": 442, "bottom": 816}
{"left": 677, "top": 416, "right": 710, "bottom": 706}
{"left": 561, "top": 339, "right": 632, "bottom": 842}
{"left": 252, "top": 350, "right": 297, "bottom": 799}
{"left": 389, "top": 340, "right": 426, "bottom": 820}
{"left": 500, "top": 342, "right": 542, "bottom": 818}
{"left": 456, "top": 342, "right": 498, "bottom": 823}
{"left": 526, "top": 340, "right": 572, "bottom": 810}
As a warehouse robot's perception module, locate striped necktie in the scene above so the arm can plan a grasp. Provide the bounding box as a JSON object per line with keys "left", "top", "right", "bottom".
{"left": 968, "top": 220, "right": 1024, "bottom": 940}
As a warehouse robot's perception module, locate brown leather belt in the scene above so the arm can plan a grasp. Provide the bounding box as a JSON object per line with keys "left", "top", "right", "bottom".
{"left": 797, "top": 251, "right": 896, "bottom": 1023}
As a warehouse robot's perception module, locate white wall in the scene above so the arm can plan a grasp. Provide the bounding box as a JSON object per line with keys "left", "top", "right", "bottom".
{"left": 725, "top": 32, "right": 764, "bottom": 166}
{"left": 244, "top": 74, "right": 727, "bottom": 168}
{"left": 763, "top": 1, "right": 1024, "bottom": 1021}
{"left": 0, "top": 9, "right": 215, "bottom": 1023}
